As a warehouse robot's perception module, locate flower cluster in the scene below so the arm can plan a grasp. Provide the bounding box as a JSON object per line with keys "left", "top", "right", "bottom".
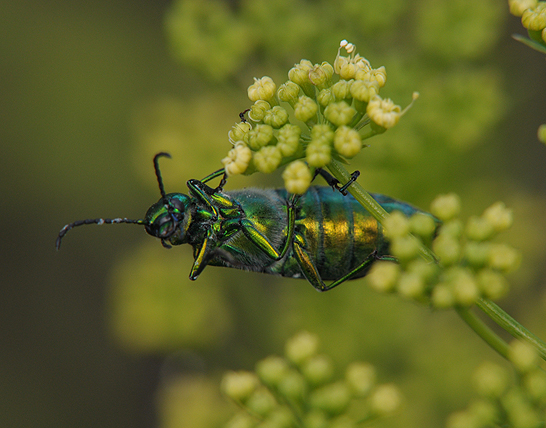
{"left": 367, "top": 194, "right": 520, "bottom": 308}
{"left": 222, "top": 40, "right": 417, "bottom": 194}
{"left": 221, "top": 331, "right": 402, "bottom": 428}
{"left": 447, "top": 340, "right": 546, "bottom": 428}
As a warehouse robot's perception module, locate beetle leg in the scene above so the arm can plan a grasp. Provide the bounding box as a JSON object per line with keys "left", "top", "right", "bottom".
{"left": 337, "top": 171, "right": 360, "bottom": 195}
{"left": 236, "top": 195, "right": 298, "bottom": 261}
{"left": 189, "top": 229, "right": 214, "bottom": 280}
{"left": 200, "top": 168, "right": 226, "bottom": 185}
{"left": 314, "top": 168, "right": 360, "bottom": 195}
{"left": 292, "top": 241, "right": 397, "bottom": 292}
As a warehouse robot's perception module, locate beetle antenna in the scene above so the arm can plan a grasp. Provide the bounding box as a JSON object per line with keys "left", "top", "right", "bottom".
{"left": 153, "top": 152, "right": 171, "bottom": 202}
{"left": 56, "top": 217, "right": 145, "bottom": 250}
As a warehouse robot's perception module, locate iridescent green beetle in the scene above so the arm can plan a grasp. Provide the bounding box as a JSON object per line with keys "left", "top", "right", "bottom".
{"left": 57, "top": 153, "right": 436, "bottom": 291}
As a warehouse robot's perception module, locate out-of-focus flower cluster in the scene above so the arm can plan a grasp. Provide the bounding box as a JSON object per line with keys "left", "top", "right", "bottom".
{"left": 222, "top": 41, "right": 417, "bottom": 194}
{"left": 221, "top": 331, "right": 402, "bottom": 428}
{"left": 367, "top": 194, "right": 521, "bottom": 308}
{"left": 447, "top": 340, "right": 546, "bottom": 428}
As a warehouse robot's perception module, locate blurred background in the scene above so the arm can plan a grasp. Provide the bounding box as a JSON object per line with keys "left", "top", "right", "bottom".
{"left": 1, "top": 0, "right": 546, "bottom": 427}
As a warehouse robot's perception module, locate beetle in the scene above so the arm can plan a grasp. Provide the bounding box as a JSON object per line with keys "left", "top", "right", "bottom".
{"left": 56, "top": 153, "right": 436, "bottom": 292}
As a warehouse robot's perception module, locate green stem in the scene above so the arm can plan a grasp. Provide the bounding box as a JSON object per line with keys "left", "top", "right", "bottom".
{"left": 455, "top": 306, "right": 509, "bottom": 359}
{"left": 326, "top": 158, "right": 437, "bottom": 264}
{"left": 477, "top": 297, "right": 546, "bottom": 360}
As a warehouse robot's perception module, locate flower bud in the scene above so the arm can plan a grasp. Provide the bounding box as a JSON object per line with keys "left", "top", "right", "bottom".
{"left": 249, "top": 100, "right": 271, "bottom": 121}
{"left": 324, "top": 101, "right": 356, "bottom": 127}
{"left": 278, "top": 81, "right": 300, "bottom": 105}
{"left": 334, "top": 126, "right": 362, "bottom": 158}
{"left": 339, "top": 62, "right": 357, "bottom": 80}
{"left": 431, "top": 283, "right": 455, "bottom": 308}
{"left": 294, "top": 95, "right": 318, "bottom": 122}
{"left": 345, "top": 362, "right": 376, "bottom": 397}
{"left": 383, "top": 211, "right": 410, "bottom": 239}
{"left": 369, "top": 384, "right": 402, "bottom": 416}
{"left": 409, "top": 213, "right": 438, "bottom": 239}
{"left": 256, "top": 356, "right": 290, "bottom": 388}
{"left": 254, "top": 146, "right": 282, "bottom": 173}
{"left": 282, "top": 161, "right": 312, "bottom": 194}
{"left": 277, "top": 124, "right": 301, "bottom": 157}
{"left": 367, "top": 96, "right": 402, "bottom": 129}
{"left": 302, "top": 355, "right": 334, "bottom": 386}
{"left": 245, "top": 388, "right": 277, "bottom": 417}
{"left": 391, "top": 236, "right": 420, "bottom": 261}
{"left": 309, "top": 63, "right": 333, "bottom": 88}
{"left": 451, "top": 270, "right": 479, "bottom": 307}
{"left": 473, "top": 362, "right": 508, "bottom": 398}
{"left": 248, "top": 76, "right": 277, "bottom": 102}
{"left": 367, "top": 261, "right": 400, "bottom": 293}
{"left": 221, "top": 371, "right": 259, "bottom": 402}
{"left": 307, "top": 124, "right": 334, "bottom": 167}
{"left": 317, "top": 88, "right": 335, "bottom": 107}
{"left": 430, "top": 193, "right": 461, "bottom": 221}
{"left": 476, "top": 269, "right": 508, "bottom": 300}
{"left": 246, "top": 124, "right": 274, "bottom": 150}
{"left": 278, "top": 370, "right": 307, "bottom": 401}
{"left": 521, "top": 3, "right": 546, "bottom": 30}
{"left": 309, "top": 382, "right": 351, "bottom": 416}
{"left": 524, "top": 370, "right": 546, "bottom": 400}
{"left": 229, "top": 121, "right": 252, "bottom": 144}
{"left": 406, "top": 259, "right": 438, "bottom": 283}
{"left": 509, "top": 0, "right": 538, "bottom": 17}
{"left": 538, "top": 123, "right": 546, "bottom": 143}
{"left": 397, "top": 272, "right": 425, "bottom": 299}
{"left": 263, "top": 106, "right": 289, "bottom": 128}
{"left": 222, "top": 142, "right": 252, "bottom": 175}
{"left": 224, "top": 412, "right": 255, "bottom": 428}
{"left": 331, "top": 80, "right": 353, "bottom": 100}
{"left": 306, "top": 140, "right": 331, "bottom": 168}
{"left": 350, "top": 79, "right": 379, "bottom": 103}
{"left": 508, "top": 340, "right": 539, "bottom": 373}
{"left": 432, "top": 235, "right": 460, "bottom": 266}
{"left": 464, "top": 241, "right": 491, "bottom": 268}
{"left": 482, "top": 201, "right": 513, "bottom": 233}
{"left": 288, "top": 59, "right": 313, "bottom": 86}
{"left": 465, "top": 216, "right": 494, "bottom": 241}
{"left": 285, "top": 331, "right": 319, "bottom": 365}
{"left": 487, "top": 243, "right": 521, "bottom": 273}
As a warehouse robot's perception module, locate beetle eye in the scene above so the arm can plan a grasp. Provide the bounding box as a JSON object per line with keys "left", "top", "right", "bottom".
{"left": 147, "top": 212, "right": 180, "bottom": 239}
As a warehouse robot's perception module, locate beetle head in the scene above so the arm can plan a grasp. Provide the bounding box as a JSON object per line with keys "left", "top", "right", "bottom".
{"left": 143, "top": 193, "right": 192, "bottom": 247}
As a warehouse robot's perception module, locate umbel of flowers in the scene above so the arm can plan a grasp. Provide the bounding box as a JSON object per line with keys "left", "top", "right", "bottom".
{"left": 221, "top": 331, "right": 402, "bottom": 428}
{"left": 222, "top": 40, "right": 417, "bottom": 194}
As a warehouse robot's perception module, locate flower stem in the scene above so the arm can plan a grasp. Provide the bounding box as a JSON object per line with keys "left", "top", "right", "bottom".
{"left": 476, "top": 297, "right": 546, "bottom": 360}
{"left": 326, "top": 158, "right": 437, "bottom": 264}
{"left": 455, "top": 306, "right": 509, "bottom": 359}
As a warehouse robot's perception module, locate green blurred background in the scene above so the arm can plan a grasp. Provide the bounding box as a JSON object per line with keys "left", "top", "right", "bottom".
{"left": 2, "top": 0, "right": 546, "bottom": 427}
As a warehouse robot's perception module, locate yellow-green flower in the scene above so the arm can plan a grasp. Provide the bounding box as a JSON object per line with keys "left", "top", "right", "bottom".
{"left": 334, "top": 126, "right": 362, "bottom": 158}
{"left": 282, "top": 160, "right": 312, "bottom": 194}
{"left": 509, "top": 0, "right": 538, "bottom": 17}
{"left": 254, "top": 146, "right": 282, "bottom": 173}
{"left": 521, "top": 3, "right": 546, "bottom": 30}
{"left": 367, "top": 95, "right": 402, "bottom": 129}
{"left": 222, "top": 142, "right": 252, "bottom": 175}
{"left": 324, "top": 101, "right": 356, "bottom": 126}
{"left": 294, "top": 95, "right": 318, "bottom": 122}
{"left": 248, "top": 76, "right": 277, "bottom": 102}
